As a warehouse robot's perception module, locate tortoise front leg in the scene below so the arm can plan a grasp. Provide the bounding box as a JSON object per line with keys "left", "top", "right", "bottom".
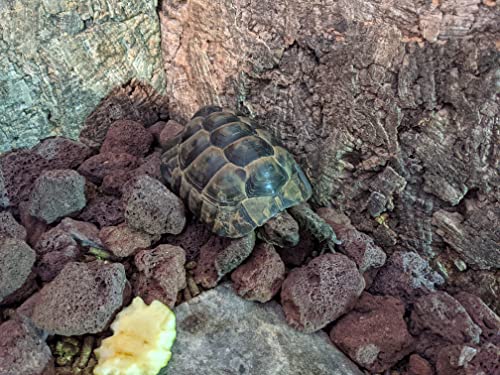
{"left": 288, "top": 203, "right": 341, "bottom": 252}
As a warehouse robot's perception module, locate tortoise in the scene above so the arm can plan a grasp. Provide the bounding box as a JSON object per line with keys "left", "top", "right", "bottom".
{"left": 160, "top": 105, "right": 339, "bottom": 250}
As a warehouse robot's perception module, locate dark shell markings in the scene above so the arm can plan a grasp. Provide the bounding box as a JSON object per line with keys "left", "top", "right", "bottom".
{"left": 160, "top": 106, "right": 313, "bottom": 238}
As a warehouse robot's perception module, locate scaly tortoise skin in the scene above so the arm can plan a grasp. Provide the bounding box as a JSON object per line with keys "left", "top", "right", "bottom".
{"left": 160, "top": 106, "right": 313, "bottom": 238}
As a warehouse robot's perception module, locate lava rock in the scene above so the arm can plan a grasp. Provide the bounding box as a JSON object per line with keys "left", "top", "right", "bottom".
{"left": 259, "top": 211, "right": 300, "bottom": 247}
{"left": 334, "top": 224, "right": 386, "bottom": 273}
{"left": 0, "top": 149, "right": 51, "bottom": 207}
{"left": 133, "top": 245, "right": 186, "bottom": 308}
{"left": 281, "top": 253, "right": 365, "bottom": 333}
{"left": 164, "top": 219, "right": 212, "bottom": 261}
{"left": 77, "top": 152, "right": 140, "bottom": 184}
{"left": 35, "top": 228, "right": 77, "bottom": 255}
{"left": 122, "top": 175, "right": 186, "bottom": 235}
{"left": 31, "top": 261, "right": 127, "bottom": 336}
{"left": 231, "top": 243, "right": 285, "bottom": 302}
{"left": 158, "top": 119, "right": 184, "bottom": 149}
{"left": 32, "top": 136, "right": 93, "bottom": 169}
{"left": 35, "top": 245, "right": 80, "bottom": 282}
{"left": 0, "top": 319, "right": 54, "bottom": 375}
{"left": 435, "top": 344, "right": 478, "bottom": 375}
{"left": 406, "top": 354, "right": 434, "bottom": 375}
{"left": 0, "top": 211, "right": 27, "bottom": 240}
{"left": 370, "top": 251, "right": 444, "bottom": 303}
{"left": 0, "top": 237, "right": 36, "bottom": 304}
{"left": 194, "top": 232, "right": 256, "bottom": 289}
{"left": 148, "top": 121, "right": 166, "bottom": 142}
{"left": 462, "top": 343, "right": 499, "bottom": 375}
{"left": 454, "top": 291, "right": 500, "bottom": 345}
{"left": 78, "top": 194, "right": 125, "bottom": 227}
{"left": 330, "top": 292, "right": 414, "bottom": 372}
{"left": 167, "top": 284, "right": 363, "bottom": 375}
{"left": 28, "top": 169, "right": 86, "bottom": 224}
{"left": 99, "top": 223, "right": 160, "bottom": 257}
{"left": 410, "top": 291, "right": 482, "bottom": 349}
{"left": 277, "top": 229, "right": 315, "bottom": 267}
{"left": 100, "top": 119, "right": 153, "bottom": 156}
{"left": 18, "top": 201, "right": 49, "bottom": 247}
{"left": 56, "top": 217, "right": 102, "bottom": 248}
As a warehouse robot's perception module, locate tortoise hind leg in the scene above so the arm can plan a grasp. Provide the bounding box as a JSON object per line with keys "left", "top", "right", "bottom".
{"left": 288, "top": 203, "right": 341, "bottom": 252}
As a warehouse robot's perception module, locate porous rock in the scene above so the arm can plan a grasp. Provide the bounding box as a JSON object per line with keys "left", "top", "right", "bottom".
{"left": 406, "top": 354, "right": 434, "bottom": 375}
{"left": 0, "top": 237, "right": 36, "bottom": 304}
{"left": 122, "top": 175, "right": 186, "bottom": 235}
{"left": 461, "top": 343, "right": 500, "bottom": 375}
{"left": 0, "top": 319, "right": 54, "bottom": 375}
{"left": 158, "top": 119, "right": 184, "bottom": 149}
{"left": 435, "top": 344, "right": 478, "bottom": 375}
{"left": 100, "top": 223, "right": 160, "bottom": 257}
{"left": 32, "top": 136, "right": 93, "bottom": 169}
{"left": 370, "top": 250, "right": 444, "bottom": 303}
{"left": 166, "top": 283, "right": 363, "bottom": 375}
{"left": 410, "top": 291, "right": 482, "bottom": 348}
{"left": 231, "top": 242, "right": 285, "bottom": 302}
{"left": 35, "top": 228, "right": 76, "bottom": 255}
{"left": 100, "top": 119, "right": 153, "bottom": 157}
{"left": 35, "top": 245, "right": 80, "bottom": 282}
{"left": 78, "top": 194, "right": 125, "bottom": 227}
{"left": 56, "top": 217, "right": 102, "bottom": 248}
{"left": 18, "top": 201, "right": 49, "bottom": 247}
{"left": 194, "top": 232, "right": 256, "bottom": 289}
{"left": 77, "top": 152, "right": 140, "bottom": 184}
{"left": 28, "top": 169, "right": 86, "bottom": 224}
{"left": 0, "top": 210, "right": 27, "bottom": 241}
{"left": 148, "top": 121, "right": 166, "bottom": 142}
{"left": 31, "top": 261, "right": 127, "bottom": 336}
{"left": 133, "top": 245, "right": 186, "bottom": 308}
{"left": 281, "top": 253, "right": 365, "bottom": 333}
{"left": 330, "top": 292, "right": 414, "bottom": 373}
{"left": 164, "top": 219, "right": 213, "bottom": 261}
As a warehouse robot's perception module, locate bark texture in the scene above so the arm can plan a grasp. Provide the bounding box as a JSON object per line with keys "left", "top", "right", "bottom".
{"left": 0, "top": 0, "right": 165, "bottom": 152}
{"left": 159, "top": 0, "right": 499, "bottom": 293}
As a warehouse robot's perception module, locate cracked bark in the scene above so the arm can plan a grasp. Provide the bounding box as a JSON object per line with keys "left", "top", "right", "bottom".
{"left": 159, "top": 0, "right": 499, "bottom": 309}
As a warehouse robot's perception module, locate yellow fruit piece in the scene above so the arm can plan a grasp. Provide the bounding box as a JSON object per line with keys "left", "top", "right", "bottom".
{"left": 93, "top": 297, "right": 176, "bottom": 375}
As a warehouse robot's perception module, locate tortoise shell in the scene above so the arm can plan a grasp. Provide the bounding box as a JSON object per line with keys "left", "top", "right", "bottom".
{"left": 160, "top": 106, "right": 312, "bottom": 238}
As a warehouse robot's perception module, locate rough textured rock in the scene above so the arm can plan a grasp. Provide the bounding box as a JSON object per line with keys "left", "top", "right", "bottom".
{"left": 100, "top": 119, "right": 153, "bottom": 156}
{"left": 35, "top": 228, "right": 77, "bottom": 255}
{"left": 100, "top": 223, "right": 160, "bottom": 257}
{"left": 330, "top": 293, "right": 414, "bottom": 373}
{"left": 164, "top": 219, "right": 213, "bottom": 261}
{"left": 0, "top": 237, "right": 36, "bottom": 304}
{"left": 122, "top": 175, "right": 186, "bottom": 235}
{"left": 370, "top": 251, "right": 444, "bottom": 303}
{"left": 462, "top": 343, "right": 500, "bottom": 375}
{"left": 435, "top": 344, "right": 478, "bottom": 375}
{"left": 281, "top": 253, "right": 365, "bottom": 333}
{"left": 158, "top": 119, "right": 185, "bottom": 148}
{"left": 31, "top": 261, "right": 126, "bottom": 336}
{"left": 32, "top": 136, "right": 93, "bottom": 169}
{"left": 0, "top": 2, "right": 165, "bottom": 153}
{"left": 133, "top": 245, "right": 186, "bottom": 308}
{"left": 231, "top": 243, "right": 285, "bottom": 302}
{"left": 406, "top": 354, "right": 434, "bottom": 375}
{"left": 28, "top": 169, "right": 86, "bottom": 224}
{"left": 77, "top": 152, "right": 140, "bottom": 185}
{"left": 0, "top": 319, "right": 54, "bottom": 375}
{"left": 35, "top": 245, "right": 81, "bottom": 282}
{"left": 410, "top": 291, "right": 482, "bottom": 352}
{"left": 194, "top": 232, "right": 256, "bottom": 288}
{"left": 18, "top": 201, "right": 49, "bottom": 247}
{"left": 78, "top": 194, "right": 125, "bottom": 227}
{"left": 165, "top": 284, "right": 363, "bottom": 375}
{"left": 0, "top": 211, "right": 27, "bottom": 241}
{"left": 56, "top": 217, "right": 102, "bottom": 248}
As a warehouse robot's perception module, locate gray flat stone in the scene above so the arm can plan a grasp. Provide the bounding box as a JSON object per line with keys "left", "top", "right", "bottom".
{"left": 165, "top": 284, "right": 363, "bottom": 375}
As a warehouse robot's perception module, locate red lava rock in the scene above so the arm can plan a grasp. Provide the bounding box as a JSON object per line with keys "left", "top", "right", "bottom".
{"left": 0, "top": 149, "right": 51, "bottom": 207}
{"left": 281, "top": 253, "right": 365, "bottom": 333}
{"left": 135, "top": 151, "right": 163, "bottom": 180}
{"left": 35, "top": 245, "right": 80, "bottom": 282}
{"left": 370, "top": 251, "right": 444, "bottom": 303}
{"left": 148, "top": 121, "right": 166, "bottom": 142}
{"left": 31, "top": 261, "right": 127, "bottom": 336}
{"left": 18, "top": 201, "right": 49, "bottom": 247}
{"left": 32, "top": 136, "right": 93, "bottom": 169}
{"left": 0, "top": 319, "right": 54, "bottom": 375}
{"left": 410, "top": 291, "right": 482, "bottom": 355}
{"left": 316, "top": 207, "right": 353, "bottom": 231}
{"left": 406, "top": 354, "right": 434, "bottom": 375}
{"left": 194, "top": 233, "right": 256, "bottom": 289}
{"left": 159, "top": 120, "right": 184, "bottom": 148}
{"left": 78, "top": 194, "right": 125, "bottom": 228}
{"left": 435, "top": 344, "right": 478, "bottom": 375}
{"left": 77, "top": 152, "right": 140, "bottom": 184}
{"left": 231, "top": 242, "right": 285, "bottom": 302}
{"left": 0, "top": 211, "right": 27, "bottom": 241}
{"left": 277, "top": 229, "right": 315, "bottom": 267}
{"left": 463, "top": 343, "right": 499, "bottom": 375}
{"left": 454, "top": 291, "right": 500, "bottom": 345}
{"left": 99, "top": 223, "right": 160, "bottom": 257}
{"left": 334, "top": 224, "right": 386, "bottom": 273}
{"left": 35, "top": 228, "right": 76, "bottom": 255}
{"left": 100, "top": 119, "right": 153, "bottom": 157}
{"left": 329, "top": 292, "right": 414, "bottom": 372}
{"left": 164, "top": 219, "right": 212, "bottom": 261}
{"left": 122, "top": 175, "right": 186, "bottom": 235}
{"left": 28, "top": 169, "right": 87, "bottom": 224}
{"left": 56, "top": 217, "right": 102, "bottom": 248}
{"left": 133, "top": 245, "right": 186, "bottom": 308}
{"left": 0, "top": 237, "right": 36, "bottom": 305}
